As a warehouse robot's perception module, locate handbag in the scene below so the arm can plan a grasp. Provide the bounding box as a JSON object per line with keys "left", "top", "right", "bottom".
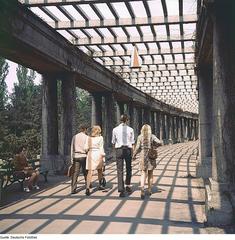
{"left": 67, "top": 164, "right": 75, "bottom": 177}
{"left": 147, "top": 139, "right": 158, "bottom": 160}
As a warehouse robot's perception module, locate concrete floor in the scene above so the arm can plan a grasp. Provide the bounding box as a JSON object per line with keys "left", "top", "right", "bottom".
{"left": 0, "top": 141, "right": 232, "bottom": 234}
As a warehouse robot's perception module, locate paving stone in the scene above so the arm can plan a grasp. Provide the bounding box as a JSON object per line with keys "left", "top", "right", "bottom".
{"left": 0, "top": 141, "right": 228, "bottom": 234}
{"left": 37, "top": 219, "right": 76, "bottom": 234}
{"left": 70, "top": 221, "right": 104, "bottom": 234}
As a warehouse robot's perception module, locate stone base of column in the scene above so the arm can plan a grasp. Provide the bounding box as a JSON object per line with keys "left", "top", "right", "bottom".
{"left": 204, "top": 178, "right": 235, "bottom": 226}
{"left": 163, "top": 139, "right": 168, "bottom": 145}
{"left": 41, "top": 154, "right": 69, "bottom": 175}
{"left": 176, "top": 137, "right": 182, "bottom": 143}
{"left": 196, "top": 157, "right": 212, "bottom": 178}
{"left": 168, "top": 139, "right": 173, "bottom": 144}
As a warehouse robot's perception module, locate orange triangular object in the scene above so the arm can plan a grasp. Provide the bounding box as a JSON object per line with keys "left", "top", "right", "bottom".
{"left": 130, "top": 46, "right": 141, "bottom": 68}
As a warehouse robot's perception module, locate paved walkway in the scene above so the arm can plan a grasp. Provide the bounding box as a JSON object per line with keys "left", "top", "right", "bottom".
{"left": 0, "top": 141, "right": 208, "bottom": 234}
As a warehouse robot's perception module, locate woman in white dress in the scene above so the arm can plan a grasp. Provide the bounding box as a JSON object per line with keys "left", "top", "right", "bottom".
{"left": 85, "top": 125, "right": 105, "bottom": 196}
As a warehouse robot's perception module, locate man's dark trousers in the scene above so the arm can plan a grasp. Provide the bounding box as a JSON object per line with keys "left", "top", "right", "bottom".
{"left": 116, "top": 147, "right": 132, "bottom": 192}
{"left": 71, "top": 157, "right": 86, "bottom": 192}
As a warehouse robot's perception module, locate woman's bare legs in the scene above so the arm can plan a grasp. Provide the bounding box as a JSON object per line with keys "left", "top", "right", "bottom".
{"left": 97, "top": 168, "right": 105, "bottom": 190}
{"left": 28, "top": 171, "right": 39, "bottom": 189}
{"left": 148, "top": 170, "right": 153, "bottom": 195}
{"left": 86, "top": 170, "right": 93, "bottom": 195}
{"left": 97, "top": 169, "right": 103, "bottom": 181}
{"left": 140, "top": 170, "right": 147, "bottom": 199}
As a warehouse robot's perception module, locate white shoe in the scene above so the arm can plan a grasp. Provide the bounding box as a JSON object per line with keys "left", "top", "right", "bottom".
{"left": 33, "top": 185, "right": 40, "bottom": 190}
{"left": 24, "top": 187, "right": 30, "bottom": 192}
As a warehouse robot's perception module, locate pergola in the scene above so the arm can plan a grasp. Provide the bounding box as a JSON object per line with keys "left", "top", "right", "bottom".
{"left": 19, "top": 0, "right": 198, "bottom": 114}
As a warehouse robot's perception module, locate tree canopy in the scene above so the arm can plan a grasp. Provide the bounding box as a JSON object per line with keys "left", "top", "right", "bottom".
{"left": 0, "top": 60, "right": 91, "bottom": 159}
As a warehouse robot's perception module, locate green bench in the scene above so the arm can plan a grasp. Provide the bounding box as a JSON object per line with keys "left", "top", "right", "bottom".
{"left": 0, "top": 159, "right": 25, "bottom": 202}
{"left": 0, "top": 158, "right": 48, "bottom": 202}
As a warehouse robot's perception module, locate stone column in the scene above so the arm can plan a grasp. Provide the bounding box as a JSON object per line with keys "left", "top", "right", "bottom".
{"left": 189, "top": 118, "right": 192, "bottom": 140}
{"left": 195, "top": 119, "right": 199, "bottom": 140}
{"left": 180, "top": 117, "right": 185, "bottom": 142}
{"left": 103, "top": 93, "right": 116, "bottom": 154}
{"left": 159, "top": 112, "right": 164, "bottom": 142}
{"left": 168, "top": 114, "right": 173, "bottom": 144}
{"left": 60, "top": 74, "right": 76, "bottom": 172}
{"left": 137, "top": 107, "right": 143, "bottom": 132}
{"left": 205, "top": 1, "right": 235, "bottom": 225}
{"left": 155, "top": 111, "right": 160, "bottom": 139}
{"left": 116, "top": 101, "right": 124, "bottom": 123}
{"left": 187, "top": 119, "right": 191, "bottom": 140}
{"left": 41, "top": 74, "right": 58, "bottom": 173}
{"left": 128, "top": 102, "right": 138, "bottom": 138}
{"left": 91, "top": 93, "right": 102, "bottom": 126}
{"left": 172, "top": 116, "right": 177, "bottom": 143}
{"left": 176, "top": 116, "right": 181, "bottom": 143}
{"left": 190, "top": 119, "right": 195, "bottom": 140}
{"left": 143, "top": 107, "right": 151, "bottom": 124}
{"left": 151, "top": 111, "right": 156, "bottom": 134}
{"left": 164, "top": 114, "right": 169, "bottom": 144}
{"left": 196, "top": 67, "right": 213, "bottom": 178}
{"left": 127, "top": 102, "right": 133, "bottom": 127}
{"left": 184, "top": 118, "right": 188, "bottom": 142}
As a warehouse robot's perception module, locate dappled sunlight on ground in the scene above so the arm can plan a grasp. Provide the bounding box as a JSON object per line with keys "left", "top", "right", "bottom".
{"left": 0, "top": 141, "right": 211, "bottom": 234}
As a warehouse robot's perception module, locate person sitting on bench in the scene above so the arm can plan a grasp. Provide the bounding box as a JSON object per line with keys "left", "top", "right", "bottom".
{"left": 13, "top": 146, "right": 40, "bottom": 192}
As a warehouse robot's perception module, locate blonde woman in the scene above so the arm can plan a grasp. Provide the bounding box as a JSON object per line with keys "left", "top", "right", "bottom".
{"left": 132, "top": 124, "right": 162, "bottom": 199}
{"left": 85, "top": 125, "right": 105, "bottom": 196}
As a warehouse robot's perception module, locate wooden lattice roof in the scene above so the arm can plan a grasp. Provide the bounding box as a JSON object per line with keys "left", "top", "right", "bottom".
{"left": 19, "top": 0, "right": 198, "bottom": 114}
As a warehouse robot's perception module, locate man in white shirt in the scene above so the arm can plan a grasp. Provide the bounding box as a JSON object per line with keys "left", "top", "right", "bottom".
{"left": 70, "top": 125, "right": 88, "bottom": 194}
{"left": 112, "top": 114, "right": 135, "bottom": 197}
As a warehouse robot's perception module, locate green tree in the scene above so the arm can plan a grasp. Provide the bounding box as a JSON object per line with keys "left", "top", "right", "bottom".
{"left": 0, "top": 57, "right": 9, "bottom": 159}
{"left": 76, "top": 88, "right": 91, "bottom": 129}
{"left": 5, "top": 65, "right": 42, "bottom": 158}
{"left": 8, "top": 65, "right": 36, "bottom": 135}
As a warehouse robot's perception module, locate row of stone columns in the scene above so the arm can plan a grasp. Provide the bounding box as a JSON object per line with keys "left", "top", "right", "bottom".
{"left": 41, "top": 74, "right": 77, "bottom": 174}
{"left": 90, "top": 95, "right": 199, "bottom": 151}
{"left": 196, "top": 0, "right": 235, "bottom": 226}
{"left": 40, "top": 74, "right": 199, "bottom": 174}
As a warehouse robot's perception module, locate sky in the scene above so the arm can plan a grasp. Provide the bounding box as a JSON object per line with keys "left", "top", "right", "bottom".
{"left": 5, "top": 60, "right": 41, "bottom": 93}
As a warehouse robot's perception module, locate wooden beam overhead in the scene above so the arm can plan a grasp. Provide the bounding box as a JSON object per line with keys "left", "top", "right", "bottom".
{"left": 46, "top": 15, "right": 197, "bottom": 30}
{"left": 18, "top": 0, "right": 199, "bottom": 114}
{"left": 89, "top": 47, "right": 194, "bottom": 57}
{"left": 101, "top": 59, "right": 195, "bottom": 66}
{"left": 21, "top": 0, "right": 150, "bottom": 7}
{"left": 74, "top": 35, "right": 195, "bottom": 46}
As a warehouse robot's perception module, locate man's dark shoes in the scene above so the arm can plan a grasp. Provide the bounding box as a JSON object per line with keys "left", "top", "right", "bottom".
{"left": 71, "top": 190, "right": 77, "bottom": 195}
{"left": 85, "top": 188, "right": 90, "bottom": 196}
{"left": 140, "top": 189, "right": 145, "bottom": 200}
{"left": 126, "top": 186, "right": 132, "bottom": 193}
{"left": 119, "top": 191, "right": 126, "bottom": 197}
{"left": 98, "top": 185, "right": 105, "bottom": 190}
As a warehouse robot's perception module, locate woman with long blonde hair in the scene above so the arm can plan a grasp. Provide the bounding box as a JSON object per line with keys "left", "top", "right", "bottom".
{"left": 132, "top": 124, "right": 162, "bottom": 199}
{"left": 85, "top": 125, "right": 105, "bottom": 196}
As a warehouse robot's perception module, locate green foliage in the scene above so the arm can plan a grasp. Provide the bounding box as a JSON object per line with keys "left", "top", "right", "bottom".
{"left": 0, "top": 64, "right": 41, "bottom": 159}
{"left": 0, "top": 57, "right": 9, "bottom": 110}
{"left": 76, "top": 88, "right": 91, "bottom": 130}
{"left": 0, "top": 58, "right": 9, "bottom": 159}
{"left": 9, "top": 66, "right": 41, "bottom": 135}
{"left": 0, "top": 62, "right": 91, "bottom": 159}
